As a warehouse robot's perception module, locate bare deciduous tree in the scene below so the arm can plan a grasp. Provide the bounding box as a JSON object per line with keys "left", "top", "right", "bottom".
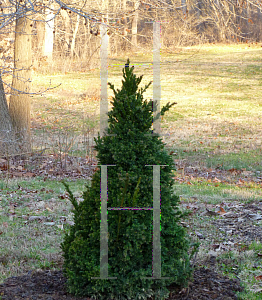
{"left": 8, "top": 11, "right": 32, "bottom": 153}
{"left": 0, "top": 0, "right": 261, "bottom": 157}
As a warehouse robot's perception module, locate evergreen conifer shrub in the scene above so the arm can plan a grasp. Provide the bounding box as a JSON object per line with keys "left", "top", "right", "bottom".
{"left": 61, "top": 59, "right": 199, "bottom": 300}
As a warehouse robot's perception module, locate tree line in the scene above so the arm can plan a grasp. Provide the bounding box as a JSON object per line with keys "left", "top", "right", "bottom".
{"left": 0, "top": 0, "right": 261, "bottom": 156}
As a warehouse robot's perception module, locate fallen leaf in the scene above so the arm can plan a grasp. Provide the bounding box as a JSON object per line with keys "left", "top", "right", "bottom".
{"left": 0, "top": 164, "right": 8, "bottom": 171}
{"left": 212, "top": 244, "right": 220, "bottom": 249}
{"left": 25, "top": 172, "right": 35, "bottom": 177}
{"left": 195, "top": 231, "right": 204, "bottom": 239}
{"left": 12, "top": 172, "right": 23, "bottom": 177}
{"left": 217, "top": 206, "right": 226, "bottom": 215}
{"left": 237, "top": 178, "right": 245, "bottom": 185}
{"left": 213, "top": 177, "right": 221, "bottom": 183}
{"left": 205, "top": 208, "right": 218, "bottom": 216}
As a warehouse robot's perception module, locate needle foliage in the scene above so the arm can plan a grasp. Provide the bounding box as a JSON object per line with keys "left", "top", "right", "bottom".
{"left": 61, "top": 59, "right": 199, "bottom": 300}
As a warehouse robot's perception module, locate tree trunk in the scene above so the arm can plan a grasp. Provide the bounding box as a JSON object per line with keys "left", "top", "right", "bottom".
{"left": 71, "top": 14, "right": 80, "bottom": 57}
{"left": 131, "top": 0, "right": 139, "bottom": 51}
{"left": 44, "top": 5, "right": 55, "bottom": 60}
{"left": 8, "top": 14, "right": 32, "bottom": 153}
{"left": 60, "top": 9, "right": 70, "bottom": 55}
{"left": 0, "top": 73, "right": 17, "bottom": 156}
{"left": 103, "top": 0, "right": 110, "bottom": 56}
{"left": 36, "top": 20, "right": 45, "bottom": 56}
{"left": 196, "top": 0, "right": 203, "bottom": 35}
{"left": 244, "top": 1, "right": 250, "bottom": 40}
{"left": 257, "top": 7, "right": 262, "bottom": 41}
{"left": 122, "top": 0, "right": 128, "bottom": 51}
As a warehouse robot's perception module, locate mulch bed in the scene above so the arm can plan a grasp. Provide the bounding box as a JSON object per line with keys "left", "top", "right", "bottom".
{"left": 0, "top": 263, "right": 243, "bottom": 300}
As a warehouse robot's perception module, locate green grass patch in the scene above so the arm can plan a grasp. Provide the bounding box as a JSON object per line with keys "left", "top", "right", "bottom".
{"left": 174, "top": 180, "right": 262, "bottom": 204}
{"left": 206, "top": 150, "right": 262, "bottom": 171}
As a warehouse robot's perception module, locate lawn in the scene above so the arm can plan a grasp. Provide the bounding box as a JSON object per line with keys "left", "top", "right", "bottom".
{"left": 0, "top": 42, "right": 262, "bottom": 299}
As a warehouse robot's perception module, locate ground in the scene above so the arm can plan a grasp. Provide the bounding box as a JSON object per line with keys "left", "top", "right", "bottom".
{"left": 0, "top": 258, "right": 243, "bottom": 300}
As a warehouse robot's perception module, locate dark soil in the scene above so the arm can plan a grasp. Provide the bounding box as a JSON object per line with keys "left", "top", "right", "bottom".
{"left": 0, "top": 263, "right": 244, "bottom": 300}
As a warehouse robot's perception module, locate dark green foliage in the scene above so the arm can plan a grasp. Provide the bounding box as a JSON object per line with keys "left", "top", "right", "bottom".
{"left": 61, "top": 59, "right": 199, "bottom": 300}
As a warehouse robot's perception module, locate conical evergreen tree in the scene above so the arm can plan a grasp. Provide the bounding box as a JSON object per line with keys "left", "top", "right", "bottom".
{"left": 61, "top": 59, "right": 198, "bottom": 300}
